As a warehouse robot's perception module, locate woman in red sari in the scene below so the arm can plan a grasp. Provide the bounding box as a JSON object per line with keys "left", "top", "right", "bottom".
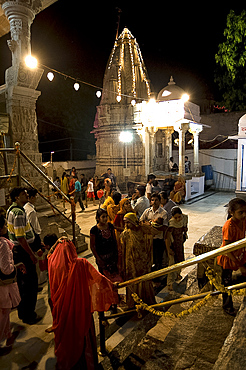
{"left": 48, "top": 238, "right": 117, "bottom": 369}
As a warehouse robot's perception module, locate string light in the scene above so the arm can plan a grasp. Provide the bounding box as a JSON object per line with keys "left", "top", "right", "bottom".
{"left": 47, "top": 72, "right": 54, "bottom": 81}
{"left": 74, "top": 82, "right": 80, "bottom": 91}
{"left": 126, "top": 29, "right": 136, "bottom": 97}
{"left": 24, "top": 28, "right": 152, "bottom": 103}
{"left": 117, "top": 41, "right": 124, "bottom": 101}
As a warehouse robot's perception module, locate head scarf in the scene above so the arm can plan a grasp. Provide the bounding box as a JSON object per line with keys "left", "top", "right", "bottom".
{"left": 169, "top": 213, "right": 188, "bottom": 228}
{"left": 117, "top": 198, "right": 129, "bottom": 215}
{"left": 123, "top": 212, "right": 139, "bottom": 227}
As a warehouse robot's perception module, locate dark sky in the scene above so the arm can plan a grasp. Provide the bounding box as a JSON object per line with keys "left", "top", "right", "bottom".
{"left": 0, "top": 1, "right": 245, "bottom": 160}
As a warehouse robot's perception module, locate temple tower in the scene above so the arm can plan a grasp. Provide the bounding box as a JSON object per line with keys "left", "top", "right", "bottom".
{"left": 93, "top": 28, "right": 151, "bottom": 186}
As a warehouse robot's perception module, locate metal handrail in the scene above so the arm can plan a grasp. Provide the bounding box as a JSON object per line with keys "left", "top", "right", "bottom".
{"left": 0, "top": 145, "right": 76, "bottom": 243}
{"left": 117, "top": 238, "right": 246, "bottom": 289}
{"left": 99, "top": 239, "right": 246, "bottom": 355}
{"left": 19, "top": 150, "right": 70, "bottom": 202}
{"left": 105, "top": 281, "right": 246, "bottom": 320}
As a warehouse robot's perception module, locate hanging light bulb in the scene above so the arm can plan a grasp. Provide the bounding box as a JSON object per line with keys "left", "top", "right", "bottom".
{"left": 96, "top": 90, "right": 102, "bottom": 98}
{"left": 116, "top": 95, "right": 121, "bottom": 102}
{"left": 131, "top": 99, "right": 136, "bottom": 106}
{"left": 74, "top": 82, "right": 80, "bottom": 91}
{"left": 47, "top": 72, "right": 54, "bottom": 81}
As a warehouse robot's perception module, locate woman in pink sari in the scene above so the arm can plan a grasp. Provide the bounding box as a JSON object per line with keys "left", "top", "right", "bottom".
{"left": 48, "top": 238, "right": 117, "bottom": 369}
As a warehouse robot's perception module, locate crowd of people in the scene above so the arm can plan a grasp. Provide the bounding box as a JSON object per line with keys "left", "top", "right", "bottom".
{"left": 52, "top": 167, "right": 118, "bottom": 212}
{"left": 1, "top": 167, "right": 246, "bottom": 368}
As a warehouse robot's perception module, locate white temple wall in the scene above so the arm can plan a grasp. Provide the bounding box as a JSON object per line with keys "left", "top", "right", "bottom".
{"left": 174, "top": 148, "right": 237, "bottom": 191}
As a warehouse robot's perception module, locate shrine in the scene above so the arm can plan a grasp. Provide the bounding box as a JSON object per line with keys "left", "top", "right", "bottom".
{"left": 93, "top": 28, "right": 206, "bottom": 198}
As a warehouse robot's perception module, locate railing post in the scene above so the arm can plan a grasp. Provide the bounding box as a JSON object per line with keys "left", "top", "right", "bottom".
{"left": 70, "top": 196, "right": 76, "bottom": 245}
{"left": 98, "top": 311, "right": 107, "bottom": 356}
{"left": 15, "top": 142, "right": 21, "bottom": 186}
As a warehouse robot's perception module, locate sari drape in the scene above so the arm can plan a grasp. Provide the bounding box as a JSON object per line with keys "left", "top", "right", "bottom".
{"left": 48, "top": 240, "right": 116, "bottom": 369}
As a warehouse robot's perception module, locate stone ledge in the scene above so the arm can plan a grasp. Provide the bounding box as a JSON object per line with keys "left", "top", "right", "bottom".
{"left": 213, "top": 297, "right": 246, "bottom": 370}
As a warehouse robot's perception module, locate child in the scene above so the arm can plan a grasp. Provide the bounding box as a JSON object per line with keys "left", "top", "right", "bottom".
{"left": 165, "top": 206, "right": 188, "bottom": 291}
{"left": 0, "top": 215, "right": 25, "bottom": 354}
{"left": 217, "top": 198, "right": 246, "bottom": 315}
{"left": 87, "top": 177, "right": 96, "bottom": 206}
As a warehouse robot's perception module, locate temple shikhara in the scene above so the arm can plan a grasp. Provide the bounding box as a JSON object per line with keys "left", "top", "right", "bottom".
{"left": 93, "top": 28, "right": 205, "bottom": 194}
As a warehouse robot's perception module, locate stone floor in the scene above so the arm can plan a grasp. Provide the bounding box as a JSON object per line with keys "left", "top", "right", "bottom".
{"left": 0, "top": 191, "right": 235, "bottom": 369}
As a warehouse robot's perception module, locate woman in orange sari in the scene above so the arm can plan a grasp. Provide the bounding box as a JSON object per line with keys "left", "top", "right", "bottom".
{"left": 170, "top": 175, "right": 186, "bottom": 204}
{"left": 48, "top": 238, "right": 116, "bottom": 369}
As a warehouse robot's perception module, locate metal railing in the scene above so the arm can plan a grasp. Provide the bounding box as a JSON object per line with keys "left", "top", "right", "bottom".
{"left": 98, "top": 237, "right": 246, "bottom": 355}
{"left": 0, "top": 143, "right": 76, "bottom": 243}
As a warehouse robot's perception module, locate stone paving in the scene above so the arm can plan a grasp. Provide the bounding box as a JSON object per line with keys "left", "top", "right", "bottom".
{"left": 0, "top": 192, "right": 235, "bottom": 369}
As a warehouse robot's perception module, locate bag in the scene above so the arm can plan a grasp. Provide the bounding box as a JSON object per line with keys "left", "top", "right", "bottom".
{"left": 0, "top": 267, "right": 17, "bottom": 286}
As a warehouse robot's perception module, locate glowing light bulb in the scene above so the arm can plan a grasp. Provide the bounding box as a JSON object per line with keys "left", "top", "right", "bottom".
{"left": 116, "top": 95, "right": 121, "bottom": 102}
{"left": 25, "top": 55, "right": 38, "bottom": 69}
{"left": 119, "top": 131, "right": 133, "bottom": 143}
{"left": 47, "top": 72, "right": 54, "bottom": 81}
{"left": 96, "top": 90, "right": 102, "bottom": 98}
{"left": 131, "top": 99, "right": 136, "bottom": 106}
{"left": 74, "top": 82, "right": 80, "bottom": 91}
{"left": 181, "top": 93, "right": 189, "bottom": 102}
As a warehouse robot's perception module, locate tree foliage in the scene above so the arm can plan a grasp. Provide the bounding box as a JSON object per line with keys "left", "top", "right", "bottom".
{"left": 215, "top": 10, "right": 246, "bottom": 111}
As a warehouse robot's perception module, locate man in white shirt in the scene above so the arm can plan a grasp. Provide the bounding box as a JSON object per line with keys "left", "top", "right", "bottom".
{"left": 131, "top": 185, "right": 150, "bottom": 218}
{"left": 140, "top": 193, "right": 168, "bottom": 271}
{"left": 24, "top": 188, "right": 41, "bottom": 237}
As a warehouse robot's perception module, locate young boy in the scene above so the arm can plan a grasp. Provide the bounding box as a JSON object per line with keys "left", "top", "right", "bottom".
{"left": 87, "top": 177, "right": 96, "bottom": 206}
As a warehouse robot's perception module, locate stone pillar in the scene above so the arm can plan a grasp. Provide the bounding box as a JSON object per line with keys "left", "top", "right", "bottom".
{"left": 1, "top": 0, "right": 42, "bottom": 67}
{"left": 164, "top": 127, "right": 174, "bottom": 172}
{"left": 144, "top": 128, "right": 150, "bottom": 177}
{"left": 149, "top": 128, "right": 155, "bottom": 173}
{"left": 178, "top": 122, "right": 189, "bottom": 176}
{"left": 1, "top": 0, "right": 44, "bottom": 180}
{"left": 189, "top": 125, "right": 203, "bottom": 174}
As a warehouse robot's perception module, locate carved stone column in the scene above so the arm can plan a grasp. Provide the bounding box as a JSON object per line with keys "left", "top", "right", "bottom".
{"left": 1, "top": 0, "right": 44, "bottom": 187}
{"left": 189, "top": 124, "right": 203, "bottom": 174}
{"left": 178, "top": 122, "right": 189, "bottom": 176}
{"left": 1, "top": 0, "right": 42, "bottom": 67}
{"left": 144, "top": 128, "right": 150, "bottom": 177}
{"left": 164, "top": 127, "right": 174, "bottom": 172}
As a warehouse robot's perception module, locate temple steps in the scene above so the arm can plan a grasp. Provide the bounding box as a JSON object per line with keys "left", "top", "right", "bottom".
{"left": 98, "top": 268, "right": 244, "bottom": 370}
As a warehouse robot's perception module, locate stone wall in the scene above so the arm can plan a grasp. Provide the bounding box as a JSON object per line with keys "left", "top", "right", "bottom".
{"left": 200, "top": 111, "right": 246, "bottom": 140}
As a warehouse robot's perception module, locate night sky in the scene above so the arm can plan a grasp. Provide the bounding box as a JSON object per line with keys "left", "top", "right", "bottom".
{"left": 0, "top": 2, "right": 245, "bottom": 160}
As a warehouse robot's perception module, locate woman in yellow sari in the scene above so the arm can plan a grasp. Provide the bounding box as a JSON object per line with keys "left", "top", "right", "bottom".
{"left": 120, "top": 213, "right": 156, "bottom": 309}
{"left": 170, "top": 175, "right": 186, "bottom": 204}
{"left": 106, "top": 191, "right": 122, "bottom": 223}
{"left": 113, "top": 199, "right": 133, "bottom": 275}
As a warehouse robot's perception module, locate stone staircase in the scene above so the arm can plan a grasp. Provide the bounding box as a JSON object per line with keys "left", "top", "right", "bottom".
{"left": 98, "top": 268, "right": 245, "bottom": 370}
{"left": 36, "top": 201, "right": 88, "bottom": 253}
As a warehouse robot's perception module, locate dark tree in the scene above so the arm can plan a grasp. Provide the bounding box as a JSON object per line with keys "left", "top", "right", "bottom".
{"left": 215, "top": 10, "right": 246, "bottom": 111}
